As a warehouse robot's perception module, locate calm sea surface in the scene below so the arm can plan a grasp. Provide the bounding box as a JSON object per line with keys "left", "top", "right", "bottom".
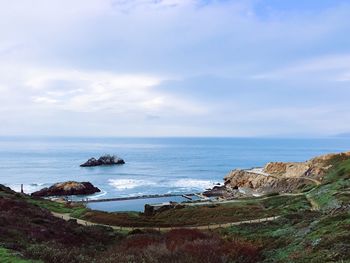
{"left": 1, "top": 137, "right": 350, "bottom": 211}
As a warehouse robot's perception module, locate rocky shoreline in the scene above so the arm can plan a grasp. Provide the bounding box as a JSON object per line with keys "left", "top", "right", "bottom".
{"left": 30, "top": 151, "right": 350, "bottom": 215}
{"left": 203, "top": 151, "right": 350, "bottom": 199}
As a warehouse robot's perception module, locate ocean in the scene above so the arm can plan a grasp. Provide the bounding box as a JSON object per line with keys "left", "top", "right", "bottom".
{"left": 1, "top": 137, "right": 350, "bottom": 211}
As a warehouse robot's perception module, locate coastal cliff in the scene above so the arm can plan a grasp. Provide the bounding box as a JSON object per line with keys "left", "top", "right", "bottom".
{"left": 263, "top": 151, "right": 350, "bottom": 179}
{"left": 223, "top": 151, "right": 350, "bottom": 194}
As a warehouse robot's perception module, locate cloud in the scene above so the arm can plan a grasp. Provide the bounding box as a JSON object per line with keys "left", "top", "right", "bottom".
{"left": 253, "top": 54, "right": 350, "bottom": 81}
{"left": 0, "top": 0, "right": 350, "bottom": 136}
{"left": 0, "top": 62, "right": 211, "bottom": 136}
{"left": 26, "top": 69, "right": 162, "bottom": 112}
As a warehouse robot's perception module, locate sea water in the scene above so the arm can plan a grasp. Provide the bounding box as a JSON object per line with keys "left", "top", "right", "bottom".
{"left": 1, "top": 136, "right": 350, "bottom": 211}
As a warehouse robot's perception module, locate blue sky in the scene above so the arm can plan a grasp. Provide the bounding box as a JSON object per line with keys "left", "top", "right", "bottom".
{"left": 0, "top": 0, "right": 349, "bottom": 137}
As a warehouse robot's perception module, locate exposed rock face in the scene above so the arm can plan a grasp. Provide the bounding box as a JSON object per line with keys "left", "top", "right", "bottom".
{"left": 223, "top": 151, "right": 350, "bottom": 195}
{"left": 263, "top": 151, "right": 350, "bottom": 180}
{"left": 80, "top": 155, "right": 125, "bottom": 167}
{"left": 225, "top": 170, "right": 276, "bottom": 189}
{"left": 31, "top": 181, "right": 101, "bottom": 197}
{"left": 263, "top": 162, "right": 310, "bottom": 177}
{"left": 203, "top": 185, "right": 227, "bottom": 197}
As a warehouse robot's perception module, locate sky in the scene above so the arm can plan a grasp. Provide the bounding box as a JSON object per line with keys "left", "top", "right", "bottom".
{"left": 0, "top": 0, "right": 350, "bottom": 137}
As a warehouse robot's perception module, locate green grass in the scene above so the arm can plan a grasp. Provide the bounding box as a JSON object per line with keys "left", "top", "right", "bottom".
{"left": 220, "top": 210, "right": 350, "bottom": 262}
{"left": 260, "top": 195, "right": 310, "bottom": 212}
{"left": 325, "top": 158, "right": 350, "bottom": 183}
{"left": 218, "top": 157, "right": 350, "bottom": 263}
{"left": 27, "top": 198, "right": 88, "bottom": 216}
{"left": 306, "top": 160, "right": 350, "bottom": 211}
{"left": 0, "top": 247, "right": 40, "bottom": 263}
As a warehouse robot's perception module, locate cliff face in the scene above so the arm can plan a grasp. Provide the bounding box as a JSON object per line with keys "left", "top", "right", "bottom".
{"left": 224, "top": 170, "right": 275, "bottom": 189}
{"left": 263, "top": 162, "right": 309, "bottom": 178}
{"left": 224, "top": 170, "right": 315, "bottom": 193}
{"left": 224, "top": 151, "right": 350, "bottom": 194}
{"left": 262, "top": 151, "right": 350, "bottom": 179}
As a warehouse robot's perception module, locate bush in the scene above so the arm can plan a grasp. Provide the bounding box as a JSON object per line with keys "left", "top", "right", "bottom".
{"left": 99, "top": 229, "right": 261, "bottom": 263}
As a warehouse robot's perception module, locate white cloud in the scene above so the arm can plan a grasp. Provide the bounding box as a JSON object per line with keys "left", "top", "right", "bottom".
{"left": 253, "top": 54, "right": 350, "bottom": 81}
{"left": 0, "top": 62, "right": 207, "bottom": 120}
{"left": 0, "top": 0, "right": 350, "bottom": 136}
{"left": 26, "top": 69, "right": 163, "bottom": 113}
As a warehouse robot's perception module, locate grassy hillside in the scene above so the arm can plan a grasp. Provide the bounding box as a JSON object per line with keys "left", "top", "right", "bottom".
{"left": 0, "top": 247, "right": 38, "bottom": 263}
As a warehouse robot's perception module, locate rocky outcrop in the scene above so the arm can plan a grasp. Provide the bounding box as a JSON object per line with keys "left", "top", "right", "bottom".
{"left": 223, "top": 151, "right": 350, "bottom": 195}
{"left": 263, "top": 151, "right": 350, "bottom": 180}
{"left": 263, "top": 162, "right": 309, "bottom": 177}
{"left": 224, "top": 170, "right": 315, "bottom": 193}
{"left": 80, "top": 155, "right": 125, "bottom": 167}
{"left": 225, "top": 170, "right": 276, "bottom": 189}
{"left": 31, "top": 181, "right": 100, "bottom": 197}
{"left": 203, "top": 185, "right": 227, "bottom": 197}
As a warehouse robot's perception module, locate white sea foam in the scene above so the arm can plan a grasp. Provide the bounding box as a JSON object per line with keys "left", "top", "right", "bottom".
{"left": 7, "top": 183, "right": 48, "bottom": 194}
{"left": 87, "top": 190, "right": 107, "bottom": 200}
{"left": 108, "top": 178, "right": 217, "bottom": 192}
{"left": 108, "top": 179, "right": 157, "bottom": 190}
{"left": 171, "top": 179, "right": 217, "bottom": 190}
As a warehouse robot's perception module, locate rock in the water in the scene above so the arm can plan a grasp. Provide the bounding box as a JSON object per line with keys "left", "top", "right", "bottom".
{"left": 80, "top": 155, "right": 125, "bottom": 167}
{"left": 31, "top": 181, "right": 101, "bottom": 197}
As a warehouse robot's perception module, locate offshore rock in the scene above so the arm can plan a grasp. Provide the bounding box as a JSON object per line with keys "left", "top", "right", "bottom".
{"left": 31, "top": 181, "right": 101, "bottom": 197}
{"left": 80, "top": 155, "right": 125, "bottom": 167}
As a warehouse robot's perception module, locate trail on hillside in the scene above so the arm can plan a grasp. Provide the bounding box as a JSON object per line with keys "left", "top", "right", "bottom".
{"left": 246, "top": 169, "right": 322, "bottom": 185}
{"left": 51, "top": 212, "right": 280, "bottom": 231}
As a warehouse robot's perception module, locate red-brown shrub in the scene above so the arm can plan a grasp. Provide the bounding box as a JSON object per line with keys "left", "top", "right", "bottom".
{"left": 123, "top": 234, "right": 163, "bottom": 250}
{"left": 165, "top": 229, "right": 208, "bottom": 251}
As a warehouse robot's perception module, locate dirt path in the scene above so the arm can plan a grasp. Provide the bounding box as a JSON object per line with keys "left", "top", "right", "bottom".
{"left": 299, "top": 177, "right": 322, "bottom": 185}
{"left": 247, "top": 169, "right": 322, "bottom": 186}
{"left": 51, "top": 212, "right": 280, "bottom": 231}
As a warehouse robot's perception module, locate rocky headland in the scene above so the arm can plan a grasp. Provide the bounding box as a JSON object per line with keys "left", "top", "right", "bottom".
{"left": 80, "top": 155, "right": 125, "bottom": 167}
{"left": 205, "top": 151, "right": 350, "bottom": 198}
{"left": 31, "top": 181, "right": 101, "bottom": 197}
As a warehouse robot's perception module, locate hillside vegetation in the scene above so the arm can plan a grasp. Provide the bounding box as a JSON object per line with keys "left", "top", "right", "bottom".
{"left": 0, "top": 185, "right": 259, "bottom": 262}
{"left": 0, "top": 155, "right": 349, "bottom": 262}
{"left": 221, "top": 157, "right": 350, "bottom": 262}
